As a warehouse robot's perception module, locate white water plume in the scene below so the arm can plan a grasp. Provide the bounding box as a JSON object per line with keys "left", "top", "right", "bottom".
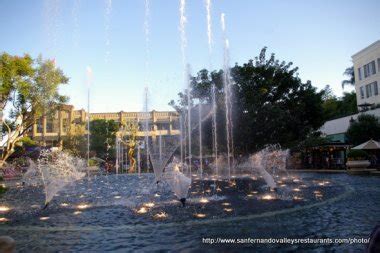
{"left": 71, "top": 0, "right": 81, "bottom": 48}
{"left": 221, "top": 13, "right": 233, "bottom": 177}
{"left": 104, "top": 0, "right": 112, "bottom": 63}
{"left": 35, "top": 150, "right": 86, "bottom": 205}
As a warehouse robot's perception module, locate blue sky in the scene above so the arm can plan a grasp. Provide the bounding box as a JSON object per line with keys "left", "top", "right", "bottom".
{"left": 1, "top": 0, "right": 380, "bottom": 112}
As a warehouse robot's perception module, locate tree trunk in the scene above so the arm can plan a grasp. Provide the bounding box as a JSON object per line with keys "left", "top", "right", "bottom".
{"left": 0, "top": 146, "right": 12, "bottom": 169}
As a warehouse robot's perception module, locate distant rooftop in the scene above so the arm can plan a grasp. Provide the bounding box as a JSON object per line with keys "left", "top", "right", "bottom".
{"left": 320, "top": 108, "right": 380, "bottom": 136}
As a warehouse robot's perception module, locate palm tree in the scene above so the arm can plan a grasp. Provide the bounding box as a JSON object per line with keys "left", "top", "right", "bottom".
{"left": 341, "top": 66, "right": 355, "bottom": 89}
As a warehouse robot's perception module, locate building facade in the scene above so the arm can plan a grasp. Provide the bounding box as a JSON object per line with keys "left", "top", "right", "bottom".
{"left": 353, "top": 40, "right": 380, "bottom": 108}
{"left": 28, "top": 105, "right": 180, "bottom": 146}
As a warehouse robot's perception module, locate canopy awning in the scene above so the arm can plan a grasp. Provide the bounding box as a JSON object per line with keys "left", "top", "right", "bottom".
{"left": 352, "top": 139, "right": 380, "bottom": 150}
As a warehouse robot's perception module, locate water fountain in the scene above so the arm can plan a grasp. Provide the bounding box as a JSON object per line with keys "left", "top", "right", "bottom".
{"left": 0, "top": 3, "right": 374, "bottom": 253}
{"left": 85, "top": 66, "right": 93, "bottom": 170}
{"left": 22, "top": 149, "right": 86, "bottom": 208}
{"left": 221, "top": 13, "right": 234, "bottom": 179}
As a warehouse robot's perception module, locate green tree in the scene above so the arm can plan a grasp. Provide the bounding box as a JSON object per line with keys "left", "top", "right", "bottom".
{"left": 170, "top": 47, "right": 326, "bottom": 154}
{"left": 341, "top": 66, "right": 355, "bottom": 89}
{"left": 322, "top": 87, "right": 358, "bottom": 121}
{"left": 0, "top": 54, "right": 68, "bottom": 167}
{"left": 89, "top": 119, "right": 119, "bottom": 160}
{"left": 62, "top": 123, "right": 87, "bottom": 157}
{"left": 231, "top": 48, "right": 325, "bottom": 152}
{"left": 346, "top": 114, "right": 380, "bottom": 145}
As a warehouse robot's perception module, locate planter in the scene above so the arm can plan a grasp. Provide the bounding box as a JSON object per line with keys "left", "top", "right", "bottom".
{"left": 346, "top": 160, "right": 372, "bottom": 175}
{"left": 346, "top": 160, "right": 370, "bottom": 168}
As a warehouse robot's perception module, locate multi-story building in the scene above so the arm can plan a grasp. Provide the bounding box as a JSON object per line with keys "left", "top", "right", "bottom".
{"left": 353, "top": 40, "right": 380, "bottom": 109}
{"left": 320, "top": 40, "right": 380, "bottom": 143}
{"left": 28, "top": 105, "right": 180, "bottom": 147}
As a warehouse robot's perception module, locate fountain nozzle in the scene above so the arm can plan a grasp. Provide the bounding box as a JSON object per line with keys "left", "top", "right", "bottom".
{"left": 43, "top": 202, "right": 49, "bottom": 210}
{"left": 180, "top": 198, "right": 186, "bottom": 207}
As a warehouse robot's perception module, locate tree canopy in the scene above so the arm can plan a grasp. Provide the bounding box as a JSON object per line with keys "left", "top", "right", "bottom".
{"left": 346, "top": 114, "right": 380, "bottom": 145}
{"left": 0, "top": 53, "right": 68, "bottom": 167}
{"left": 170, "top": 47, "right": 326, "bottom": 154}
{"left": 89, "top": 119, "right": 119, "bottom": 160}
{"left": 322, "top": 85, "right": 358, "bottom": 121}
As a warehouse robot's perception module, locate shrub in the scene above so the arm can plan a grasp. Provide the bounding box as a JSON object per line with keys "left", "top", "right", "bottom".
{"left": 347, "top": 149, "right": 368, "bottom": 161}
{"left": 88, "top": 158, "right": 99, "bottom": 167}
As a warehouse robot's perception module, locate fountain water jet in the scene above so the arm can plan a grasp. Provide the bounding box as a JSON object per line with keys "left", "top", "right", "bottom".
{"left": 85, "top": 66, "right": 93, "bottom": 173}
{"left": 32, "top": 150, "right": 86, "bottom": 207}
{"left": 104, "top": 0, "right": 112, "bottom": 63}
{"left": 221, "top": 13, "right": 234, "bottom": 179}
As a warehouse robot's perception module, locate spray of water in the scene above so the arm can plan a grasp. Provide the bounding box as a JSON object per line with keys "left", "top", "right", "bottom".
{"left": 186, "top": 64, "right": 192, "bottom": 175}
{"left": 71, "top": 0, "right": 81, "bottom": 48}
{"left": 86, "top": 66, "right": 93, "bottom": 170}
{"left": 205, "top": 0, "right": 212, "bottom": 53}
{"left": 43, "top": 0, "right": 61, "bottom": 57}
{"left": 179, "top": 0, "right": 192, "bottom": 174}
{"left": 37, "top": 150, "right": 86, "bottom": 206}
{"left": 104, "top": 0, "right": 112, "bottom": 63}
{"left": 179, "top": 0, "right": 187, "bottom": 67}
{"left": 143, "top": 87, "right": 150, "bottom": 173}
{"left": 204, "top": 0, "right": 218, "bottom": 176}
{"left": 198, "top": 103, "right": 203, "bottom": 177}
{"left": 143, "top": 0, "right": 151, "bottom": 173}
{"left": 221, "top": 13, "right": 234, "bottom": 178}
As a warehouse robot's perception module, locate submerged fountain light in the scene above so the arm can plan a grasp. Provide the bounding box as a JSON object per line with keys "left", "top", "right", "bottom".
{"left": 114, "top": 196, "right": 121, "bottom": 199}
{"left": 153, "top": 212, "right": 167, "bottom": 220}
{"left": 60, "top": 203, "right": 69, "bottom": 207}
{"left": 0, "top": 206, "right": 10, "bottom": 213}
{"left": 39, "top": 216, "right": 50, "bottom": 221}
{"left": 136, "top": 207, "right": 148, "bottom": 214}
{"left": 73, "top": 211, "right": 82, "bottom": 215}
{"left": 31, "top": 204, "right": 40, "bottom": 209}
{"left": 261, "top": 194, "right": 276, "bottom": 200}
{"left": 293, "top": 188, "right": 301, "bottom": 192}
{"left": 221, "top": 202, "right": 231, "bottom": 206}
{"left": 199, "top": 198, "right": 209, "bottom": 204}
{"left": 77, "top": 204, "right": 90, "bottom": 210}
{"left": 223, "top": 208, "right": 233, "bottom": 212}
{"left": 154, "top": 193, "right": 161, "bottom": 197}
{"left": 194, "top": 213, "right": 206, "bottom": 218}
{"left": 0, "top": 217, "right": 9, "bottom": 222}
{"left": 143, "top": 202, "right": 155, "bottom": 208}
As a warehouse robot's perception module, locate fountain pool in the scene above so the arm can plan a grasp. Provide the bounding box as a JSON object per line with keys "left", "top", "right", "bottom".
{"left": 1, "top": 173, "right": 379, "bottom": 252}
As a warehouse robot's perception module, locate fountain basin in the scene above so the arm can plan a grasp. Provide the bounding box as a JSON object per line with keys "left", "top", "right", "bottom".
{"left": 0, "top": 173, "right": 379, "bottom": 252}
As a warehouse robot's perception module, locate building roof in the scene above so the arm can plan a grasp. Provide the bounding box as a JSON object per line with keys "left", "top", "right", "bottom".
{"left": 320, "top": 108, "right": 380, "bottom": 136}
{"left": 352, "top": 40, "right": 380, "bottom": 59}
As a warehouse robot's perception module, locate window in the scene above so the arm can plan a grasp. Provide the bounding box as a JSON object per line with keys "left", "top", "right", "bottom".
{"left": 360, "top": 87, "right": 364, "bottom": 99}
{"left": 363, "top": 61, "right": 376, "bottom": 78}
{"left": 365, "top": 84, "right": 372, "bottom": 98}
{"left": 364, "top": 64, "right": 369, "bottom": 78}
{"left": 358, "top": 67, "right": 362, "bottom": 80}
{"left": 378, "top": 58, "right": 380, "bottom": 72}
{"left": 371, "top": 60, "right": 376, "bottom": 75}
{"left": 373, "top": 81, "right": 378, "bottom": 96}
